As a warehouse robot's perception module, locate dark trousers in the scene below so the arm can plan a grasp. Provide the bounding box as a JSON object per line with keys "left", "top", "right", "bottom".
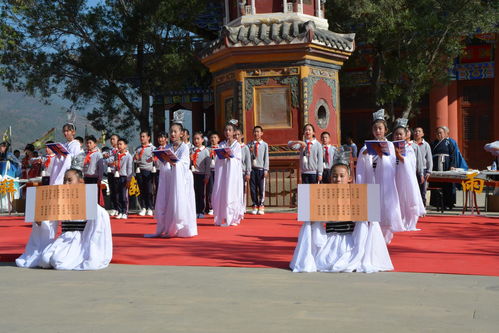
{"left": 250, "top": 168, "right": 265, "bottom": 207}
{"left": 136, "top": 170, "right": 153, "bottom": 210}
{"left": 418, "top": 173, "right": 428, "bottom": 206}
{"left": 204, "top": 170, "right": 215, "bottom": 213}
{"left": 116, "top": 176, "right": 128, "bottom": 214}
{"left": 193, "top": 173, "right": 206, "bottom": 214}
{"left": 321, "top": 169, "right": 331, "bottom": 184}
{"left": 107, "top": 172, "right": 118, "bottom": 210}
{"left": 302, "top": 173, "right": 318, "bottom": 184}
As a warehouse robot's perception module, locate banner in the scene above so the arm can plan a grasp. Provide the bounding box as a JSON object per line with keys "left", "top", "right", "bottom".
{"left": 2, "top": 126, "right": 11, "bottom": 144}
{"left": 31, "top": 128, "right": 56, "bottom": 150}
{"left": 298, "top": 184, "right": 380, "bottom": 222}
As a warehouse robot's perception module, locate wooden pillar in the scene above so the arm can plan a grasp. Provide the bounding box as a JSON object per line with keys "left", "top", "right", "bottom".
{"left": 448, "top": 80, "right": 459, "bottom": 143}
{"left": 429, "top": 84, "right": 449, "bottom": 138}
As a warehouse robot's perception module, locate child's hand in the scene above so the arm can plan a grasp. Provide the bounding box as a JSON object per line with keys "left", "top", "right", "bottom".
{"left": 373, "top": 144, "right": 383, "bottom": 157}
{"left": 244, "top": 174, "right": 250, "bottom": 181}
{"left": 126, "top": 181, "right": 131, "bottom": 188}
{"left": 203, "top": 177, "right": 209, "bottom": 185}
{"left": 264, "top": 171, "right": 268, "bottom": 177}
{"left": 317, "top": 175, "right": 322, "bottom": 183}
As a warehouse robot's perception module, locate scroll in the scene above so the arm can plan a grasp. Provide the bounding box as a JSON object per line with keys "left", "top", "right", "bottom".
{"left": 153, "top": 149, "right": 174, "bottom": 163}
{"left": 365, "top": 140, "right": 390, "bottom": 156}
{"left": 45, "top": 143, "right": 69, "bottom": 156}
{"left": 214, "top": 148, "right": 234, "bottom": 159}
{"left": 392, "top": 140, "right": 406, "bottom": 156}
{"left": 298, "top": 184, "right": 381, "bottom": 222}
{"left": 25, "top": 184, "right": 97, "bottom": 222}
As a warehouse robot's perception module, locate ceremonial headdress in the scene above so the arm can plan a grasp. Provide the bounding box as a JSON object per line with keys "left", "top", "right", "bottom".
{"left": 172, "top": 110, "right": 184, "bottom": 125}
{"left": 228, "top": 119, "right": 239, "bottom": 127}
{"left": 372, "top": 109, "right": 385, "bottom": 122}
{"left": 333, "top": 149, "right": 351, "bottom": 167}
{"left": 64, "top": 110, "right": 77, "bottom": 131}
{"left": 394, "top": 118, "right": 408, "bottom": 129}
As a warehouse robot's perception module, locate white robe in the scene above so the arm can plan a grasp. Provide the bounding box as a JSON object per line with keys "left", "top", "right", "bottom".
{"left": 21, "top": 139, "right": 83, "bottom": 263}
{"left": 154, "top": 143, "right": 197, "bottom": 237}
{"left": 395, "top": 143, "right": 426, "bottom": 231}
{"left": 16, "top": 205, "right": 113, "bottom": 270}
{"left": 212, "top": 140, "right": 244, "bottom": 226}
{"left": 290, "top": 222, "right": 393, "bottom": 273}
{"left": 49, "top": 140, "right": 81, "bottom": 185}
{"left": 356, "top": 142, "right": 403, "bottom": 243}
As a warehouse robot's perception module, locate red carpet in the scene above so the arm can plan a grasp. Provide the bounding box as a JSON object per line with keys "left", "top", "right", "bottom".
{"left": 1, "top": 213, "right": 498, "bottom": 276}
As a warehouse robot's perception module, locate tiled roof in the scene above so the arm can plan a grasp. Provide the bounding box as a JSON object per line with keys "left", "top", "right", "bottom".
{"left": 200, "top": 20, "right": 355, "bottom": 58}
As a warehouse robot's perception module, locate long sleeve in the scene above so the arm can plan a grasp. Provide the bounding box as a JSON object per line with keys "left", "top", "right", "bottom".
{"left": 263, "top": 143, "right": 269, "bottom": 171}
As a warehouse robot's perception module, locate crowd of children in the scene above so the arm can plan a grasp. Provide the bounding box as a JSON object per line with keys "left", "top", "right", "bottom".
{"left": 14, "top": 108, "right": 427, "bottom": 273}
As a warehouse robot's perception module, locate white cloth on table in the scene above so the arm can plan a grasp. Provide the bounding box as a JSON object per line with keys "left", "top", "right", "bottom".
{"left": 16, "top": 205, "right": 112, "bottom": 270}
{"left": 153, "top": 142, "right": 197, "bottom": 237}
{"left": 290, "top": 221, "right": 393, "bottom": 273}
{"left": 212, "top": 140, "right": 244, "bottom": 226}
{"left": 396, "top": 143, "right": 426, "bottom": 231}
{"left": 356, "top": 142, "right": 403, "bottom": 243}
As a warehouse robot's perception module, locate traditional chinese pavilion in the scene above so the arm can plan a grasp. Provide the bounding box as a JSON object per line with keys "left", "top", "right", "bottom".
{"left": 199, "top": 0, "right": 354, "bottom": 157}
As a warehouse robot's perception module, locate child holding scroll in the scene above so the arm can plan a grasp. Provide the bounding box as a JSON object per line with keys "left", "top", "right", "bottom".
{"left": 356, "top": 109, "right": 403, "bottom": 243}
{"left": 145, "top": 122, "right": 197, "bottom": 238}
{"left": 16, "top": 168, "right": 112, "bottom": 270}
{"left": 290, "top": 152, "right": 393, "bottom": 273}
{"left": 212, "top": 121, "right": 244, "bottom": 227}
{"left": 392, "top": 120, "right": 425, "bottom": 231}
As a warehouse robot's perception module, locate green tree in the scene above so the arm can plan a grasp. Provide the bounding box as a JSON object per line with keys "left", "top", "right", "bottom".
{"left": 0, "top": 0, "right": 212, "bottom": 135}
{"left": 327, "top": 0, "right": 498, "bottom": 122}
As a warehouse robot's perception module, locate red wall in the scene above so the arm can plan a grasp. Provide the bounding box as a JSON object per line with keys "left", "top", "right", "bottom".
{"left": 309, "top": 79, "right": 339, "bottom": 145}
{"left": 255, "top": 0, "right": 283, "bottom": 13}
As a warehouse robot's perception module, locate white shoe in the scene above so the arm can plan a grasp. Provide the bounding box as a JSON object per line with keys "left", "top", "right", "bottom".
{"left": 116, "top": 213, "right": 123, "bottom": 219}
{"left": 108, "top": 210, "right": 115, "bottom": 216}
{"left": 111, "top": 210, "right": 118, "bottom": 216}
{"left": 146, "top": 209, "right": 154, "bottom": 216}
{"left": 251, "top": 206, "right": 258, "bottom": 215}
{"left": 257, "top": 207, "right": 265, "bottom": 215}
{"left": 121, "top": 214, "right": 128, "bottom": 219}
{"left": 138, "top": 208, "right": 146, "bottom": 216}
{"left": 208, "top": 210, "right": 214, "bottom": 216}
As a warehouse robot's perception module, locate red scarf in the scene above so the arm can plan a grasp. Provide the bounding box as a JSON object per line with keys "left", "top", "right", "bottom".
{"left": 306, "top": 141, "right": 313, "bottom": 156}
{"left": 137, "top": 145, "right": 149, "bottom": 160}
{"left": 191, "top": 148, "right": 202, "bottom": 167}
{"left": 117, "top": 152, "right": 126, "bottom": 170}
{"left": 84, "top": 149, "right": 97, "bottom": 166}
{"left": 210, "top": 145, "right": 218, "bottom": 158}
{"left": 44, "top": 154, "right": 54, "bottom": 169}
{"left": 323, "top": 145, "right": 330, "bottom": 164}
{"left": 254, "top": 141, "right": 260, "bottom": 157}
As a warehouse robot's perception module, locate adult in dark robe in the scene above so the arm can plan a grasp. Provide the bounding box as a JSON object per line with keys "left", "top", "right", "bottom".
{"left": 430, "top": 127, "right": 456, "bottom": 209}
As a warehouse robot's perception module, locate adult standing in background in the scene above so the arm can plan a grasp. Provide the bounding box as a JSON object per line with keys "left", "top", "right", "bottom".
{"left": 430, "top": 127, "right": 456, "bottom": 209}
{"left": 413, "top": 127, "right": 433, "bottom": 206}
{"left": 443, "top": 126, "right": 468, "bottom": 170}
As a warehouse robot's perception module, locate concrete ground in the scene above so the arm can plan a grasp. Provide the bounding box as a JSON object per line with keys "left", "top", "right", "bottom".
{"left": 1, "top": 263, "right": 498, "bottom": 333}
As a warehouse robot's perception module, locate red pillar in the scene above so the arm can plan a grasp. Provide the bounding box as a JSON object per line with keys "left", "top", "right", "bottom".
{"left": 448, "top": 80, "right": 459, "bottom": 142}
{"left": 494, "top": 35, "right": 499, "bottom": 140}
{"left": 429, "top": 84, "right": 449, "bottom": 139}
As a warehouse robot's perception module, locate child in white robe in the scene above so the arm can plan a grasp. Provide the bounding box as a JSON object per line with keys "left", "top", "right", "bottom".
{"left": 290, "top": 154, "right": 393, "bottom": 273}
{"left": 50, "top": 123, "right": 82, "bottom": 186}
{"left": 356, "top": 110, "right": 403, "bottom": 244}
{"left": 18, "top": 123, "right": 83, "bottom": 266}
{"left": 212, "top": 122, "right": 244, "bottom": 226}
{"left": 145, "top": 122, "right": 197, "bottom": 238}
{"left": 16, "top": 168, "right": 113, "bottom": 270}
{"left": 393, "top": 121, "right": 426, "bottom": 231}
